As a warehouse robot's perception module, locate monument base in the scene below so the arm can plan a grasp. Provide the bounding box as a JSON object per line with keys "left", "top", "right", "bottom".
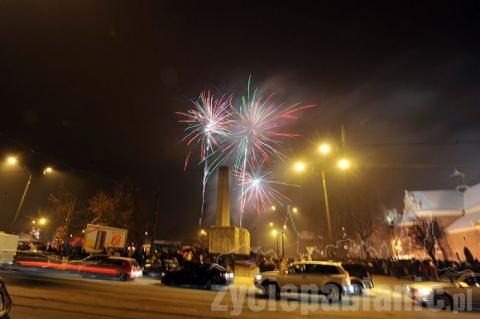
{"left": 208, "top": 226, "right": 250, "bottom": 256}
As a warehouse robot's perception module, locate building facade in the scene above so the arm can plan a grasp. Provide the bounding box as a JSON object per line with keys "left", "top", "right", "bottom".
{"left": 403, "top": 183, "right": 480, "bottom": 261}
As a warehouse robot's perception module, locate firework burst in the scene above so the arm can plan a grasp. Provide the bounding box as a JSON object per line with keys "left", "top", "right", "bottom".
{"left": 225, "top": 77, "right": 315, "bottom": 171}
{"left": 177, "top": 91, "right": 232, "bottom": 165}
{"left": 177, "top": 91, "right": 233, "bottom": 227}
{"left": 234, "top": 168, "right": 292, "bottom": 213}
{"left": 178, "top": 77, "right": 314, "bottom": 227}
{"left": 226, "top": 76, "right": 314, "bottom": 226}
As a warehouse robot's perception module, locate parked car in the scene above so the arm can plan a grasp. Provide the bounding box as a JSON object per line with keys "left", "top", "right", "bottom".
{"left": 341, "top": 262, "right": 374, "bottom": 295}
{"left": 69, "top": 254, "right": 109, "bottom": 266}
{"left": 407, "top": 272, "right": 480, "bottom": 311}
{"left": 162, "top": 262, "right": 234, "bottom": 290}
{"left": 143, "top": 258, "right": 176, "bottom": 278}
{"left": 0, "top": 276, "right": 12, "bottom": 318}
{"left": 78, "top": 256, "right": 143, "bottom": 281}
{"left": 254, "top": 261, "right": 353, "bottom": 302}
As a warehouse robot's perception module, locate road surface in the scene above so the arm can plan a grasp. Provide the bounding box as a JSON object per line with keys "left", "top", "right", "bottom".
{"left": 1, "top": 269, "right": 478, "bottom": 318}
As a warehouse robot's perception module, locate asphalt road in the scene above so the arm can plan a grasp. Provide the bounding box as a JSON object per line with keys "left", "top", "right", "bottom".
{"left": 1, "top": 270, "right": 479, "bottom": 319}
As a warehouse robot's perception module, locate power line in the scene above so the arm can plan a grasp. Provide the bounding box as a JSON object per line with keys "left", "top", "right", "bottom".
{"left": 351, "top": 140, "right": 480, "bottom": 147}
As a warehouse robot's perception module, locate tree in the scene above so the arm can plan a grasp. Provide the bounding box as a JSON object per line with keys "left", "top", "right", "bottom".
{"left": 410, "top": 218, "right": 437, "bottom": 262}
{"left": 336, "top": 183, "right": 383, "bottom": 259}
{"left": 409, "top": 217, "right": 450, "bottom": 263}
{"left": 88, "top": 180, "right": 136, "bottom": 229}
{"left": 88, "top": 191, "right": 117, "bottom": 225}
{"left": 48, "top": 184, "right": 76, "bottom": 239}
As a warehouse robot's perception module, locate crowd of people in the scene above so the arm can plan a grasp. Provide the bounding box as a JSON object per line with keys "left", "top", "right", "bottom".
{"left": 15, "top": 237, "right": 480, "bottom": 283}
{"left": 252, "top": 253, "right": 480, "bottom": 282}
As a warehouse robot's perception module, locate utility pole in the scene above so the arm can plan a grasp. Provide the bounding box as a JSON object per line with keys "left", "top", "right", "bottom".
{"left": 13, "top": 167, "right": 32, "bottom": 224}
{"left": 322, "top": 171, "right": 333, "bottom": 244}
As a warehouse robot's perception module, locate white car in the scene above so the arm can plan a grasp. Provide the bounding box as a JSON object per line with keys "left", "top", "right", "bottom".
{"left": 407, "top": 272, "right": 480, "bottom": 311}
{"left": 254, "top": 261, "right": 353, "bottom": 302}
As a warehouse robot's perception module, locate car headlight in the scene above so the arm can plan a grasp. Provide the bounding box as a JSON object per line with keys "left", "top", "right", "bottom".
{"left": 344, "top": 278, "right": 351, "bottom": 287}
{"left": 417, "top": 287, "right": 433, "bottom": 297}
{"left": 255, "top": 274, "right": 262, "bottom": 282}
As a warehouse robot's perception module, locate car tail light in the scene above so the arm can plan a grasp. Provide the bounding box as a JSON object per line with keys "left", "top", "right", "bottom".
{"left": 123, "top": 261, "right": 133, "bottom": 272}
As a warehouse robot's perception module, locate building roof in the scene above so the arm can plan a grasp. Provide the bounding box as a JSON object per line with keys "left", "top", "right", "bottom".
{"left": 408, "top": 190, "right": 463, "bottom": 211}
{"left": 445, "top": 211, "right": 480, "bottom": 233}
{"left": 403, "top": 182, "right": 480, "bottom": 232}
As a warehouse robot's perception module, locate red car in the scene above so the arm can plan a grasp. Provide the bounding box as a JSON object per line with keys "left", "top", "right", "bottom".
{"left": 78, "top": 256, "right": 143, "bottom": 281}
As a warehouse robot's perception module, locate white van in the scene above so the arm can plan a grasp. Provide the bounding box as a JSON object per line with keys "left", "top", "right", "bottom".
{"left": 0, "top": 232, "right": 19, "bottom": 264}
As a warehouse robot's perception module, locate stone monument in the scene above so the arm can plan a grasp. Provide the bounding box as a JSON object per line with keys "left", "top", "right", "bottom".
{"left": 208, "top": 166, "right": 250, "bottom": 255}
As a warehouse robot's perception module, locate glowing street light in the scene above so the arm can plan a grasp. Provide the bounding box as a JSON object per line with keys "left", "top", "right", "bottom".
{"left": 318, "top": 143, "right": 331, "bottom": 155}
{"left": 271, "top": 229, "right": 278, "bottom": 237}
{"left": 294, "top": 161, "right": 306, "bottom": 172}
{"left": 269, "top": 222, "right": 274, "bottom": 227}
{"left": 199, "top": 229, "right": 207, "bottom": 250}
{"left": 43, "top": 167, "right": 53, "bottom": 175}
{"left": 271, "top": 205, "right": 276, "bottom": 211}
{"left": 337, "top": 158, "right": 351, "bottom": 170}
{"left": 38, "top": 217, "right": 47, "bottom": 226}
{"left": 292, "top": 207, "right": 298, "bottom": 214}
{"left": 6, "top": 156, "right": 18, "bottom": 165}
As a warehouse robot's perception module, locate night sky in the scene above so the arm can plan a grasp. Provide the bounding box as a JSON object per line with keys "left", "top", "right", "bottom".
{"left": 1, "top": 1, "right": 480, "bottom": 244}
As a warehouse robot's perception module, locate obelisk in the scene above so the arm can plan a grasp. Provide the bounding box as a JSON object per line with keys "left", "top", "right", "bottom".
{"left": 208, "top": 166, "right": 250, "bottom": 255}
{"left": 216, "top": 166, "right": 230, "bottom": 227}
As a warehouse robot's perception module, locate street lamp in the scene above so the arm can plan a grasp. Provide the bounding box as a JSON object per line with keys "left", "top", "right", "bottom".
{"left": 6, "top": 156, "right": 17, "bottom": 166}
{"left": 38, "top": 217, "right": 47, "bottom": 226}
{"left": 271, "top": 229, "right": 279, "bottom": 257}
{"left": 293, "top": 161, "right": 306, "bottom": 172}
{"left": 337, "top": 158, "right": 351, "bottom": 170}
{"left": 293, "top": 148, "right": 351, "bottom": 247}
{"left": 269, "top": 222, "right": 274, "bottom": 227}
{"left": 5, "top": 156, "right": 33, "bottom": 224}
{"left": 199, "top": 229, "right": 207, "bottom": 251}
{"left": 43, "top": 167, "right": 53, "bottom": 175}
{"left": 318, "top": 143, "right": 331, "bottom": 155}
{"left": 292, "top": 207, "right": 298, "bottom": 214}
{"left": 271, "top": 205, "right": 276, "bottom": 211}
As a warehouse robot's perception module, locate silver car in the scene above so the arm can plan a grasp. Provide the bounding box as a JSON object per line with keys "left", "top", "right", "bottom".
{"left": 407, "top": 272, "right": 480, "bottom": 311}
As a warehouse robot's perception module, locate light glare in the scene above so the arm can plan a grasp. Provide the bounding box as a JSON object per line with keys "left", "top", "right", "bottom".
{"left": 318, "top": 143, "right": 331, "bottom": 154}
{"left": 338, "top": 158, "right": 351, "bottom": 170}
{"left": 6, "top": 156, "right": 17, "bottom": 165}
{"left": 294, "top": 162, "right": 306, "bottom": 172}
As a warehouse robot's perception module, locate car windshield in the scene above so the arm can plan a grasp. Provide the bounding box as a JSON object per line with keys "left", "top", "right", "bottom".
{"left": 459, "top": 275, "right": 479, "bottom": 287}
{"left": 342, "top": 264, "right": 367, "bottom": 277}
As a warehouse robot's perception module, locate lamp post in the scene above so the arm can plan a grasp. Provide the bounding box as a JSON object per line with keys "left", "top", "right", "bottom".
{"left": 199, "top": 229, "right": 207, "bottom": 251}
{"left": 5, "top": 156, "right": 54, "bottom": 225}
{"left": 272, "top": 229, "right": 279, "bottom": 257}
{"left": 293, "top": 143, "right": 351, "bottom": 246}
{"left": 6, "top": 156, "right": 33, "bottom": 224}
{"left": 281, "top": 224, "right": 287, "bottom": 258}
{"left": 270, "top": 205, "right": 299, "bottom": 258}
{"left": 321, "top": 170, "right": 333, "bottom": 244}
